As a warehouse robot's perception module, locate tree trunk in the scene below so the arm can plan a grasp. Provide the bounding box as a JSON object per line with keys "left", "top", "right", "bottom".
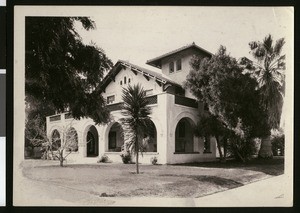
{"left": 59, "top": 150, "right": 64, "bottom": 167}
{"left": 135, "top": 133, "right": 139, "bottom": 174}
{"left": 60, "top": 159, "right": 63, "bottom": 167}
{"left": 258, "top": 135, "right": 273, "bottom": 159}
{"left": 223, "top": 137, "right": 228, "bottom": 160}
{"left": 216, "top": 136, "right": 226, "bottom": 163}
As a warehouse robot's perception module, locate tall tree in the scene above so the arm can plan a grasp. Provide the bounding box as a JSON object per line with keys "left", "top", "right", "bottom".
{"left": 121, "top": 84, "right": 152, "bottom": 174}
{"left": 25, "top": 17, "right": 113, "bottom": 124}
{"left": 248, "top": 34, "right": 285, "bottom": 158}
{"left": 185, "top": 46, "right": 268, "bottom": 161}
{"left": 194, "top": 115, "right": 229, "bottom": 162}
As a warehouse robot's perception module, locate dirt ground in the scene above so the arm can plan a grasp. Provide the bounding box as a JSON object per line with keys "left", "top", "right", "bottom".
{"left": 14, "top": 158, "right": 284, "bottom": 206}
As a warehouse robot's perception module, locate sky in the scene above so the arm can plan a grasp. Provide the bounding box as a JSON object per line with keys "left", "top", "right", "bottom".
{"left": 74, "top": 6, "right": 293, "bottom": 72}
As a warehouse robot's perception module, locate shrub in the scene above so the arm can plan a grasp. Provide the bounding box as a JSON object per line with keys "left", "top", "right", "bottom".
{"left": 271, "top": 134, "right": 284, "bottom": 156}
{"left": 98, "top": 154, "right": 110, "bottom": 163}
{"left": 150, "top": 156, "right": 158, "bottom": 165}
{"left": 227, "top": 137, "right": 256, "bottom": 162}
{"left": 120, "top": 151, "right": 131, "bottom": 164}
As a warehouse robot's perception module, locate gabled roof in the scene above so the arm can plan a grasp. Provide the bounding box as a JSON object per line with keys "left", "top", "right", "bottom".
{"left": 100, "top": 60, "right": 183, "bottom": 92}
{"left": 146, "top": 42, "right": 213, "bottom": 68}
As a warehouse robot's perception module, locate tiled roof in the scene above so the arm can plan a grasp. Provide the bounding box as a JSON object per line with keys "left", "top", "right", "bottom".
{"left": 146, "top": 42, "right": 213, "bottom": 68}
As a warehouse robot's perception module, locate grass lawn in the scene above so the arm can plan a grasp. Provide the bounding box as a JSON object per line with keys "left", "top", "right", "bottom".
{"left": 20, "top": 157, "right": 284, "bottom": 200}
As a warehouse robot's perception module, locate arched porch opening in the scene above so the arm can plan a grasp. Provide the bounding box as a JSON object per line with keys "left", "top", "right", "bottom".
{"left": 107, "top": 122, "right": 124, "bottom": 152}
{"left": 86, "top": 125, "right": 99, "bottom": 157}
{"left": 51, "top": 129, "right": 61, "bottom": 151}
{"left": 66, "top": 127, "right": 78, "bottom": 152}
{"left": 175, "top": 117, "right": 195, "bottom": 153}
{"left": 141, "top": 120, "right": 157, "bottom": 152}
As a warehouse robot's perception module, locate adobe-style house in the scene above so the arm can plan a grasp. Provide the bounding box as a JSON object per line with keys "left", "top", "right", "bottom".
{"left": 46, "top": 43, "right": 218, "bottom": 164}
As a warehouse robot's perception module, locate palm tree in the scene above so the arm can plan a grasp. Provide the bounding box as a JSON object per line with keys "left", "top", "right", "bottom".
{"left": 121, "top": 84, "right": 152, "bottom": 174}
{"left": 248, "top": 34, "right": 285, "bottom": 158}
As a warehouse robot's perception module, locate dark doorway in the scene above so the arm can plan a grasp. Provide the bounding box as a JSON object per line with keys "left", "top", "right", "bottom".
{"left": 109, "top": 131, "right": 117, "bottom": 149}
{"left": 175, "top": 118, "right": 194, "bottom": 153}
{"left": 86, "top": 126, "right": 99, "bottom": 157}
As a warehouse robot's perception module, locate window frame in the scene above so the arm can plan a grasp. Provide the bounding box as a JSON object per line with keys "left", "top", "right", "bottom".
{"left": 176, "top": 59, "right": 182, "bottom": 71}
{"left": 169, "top": 61, "right": 174, "bottom": 73}
{"left": 106, "top": 95, "right": 115, "bottom": 105}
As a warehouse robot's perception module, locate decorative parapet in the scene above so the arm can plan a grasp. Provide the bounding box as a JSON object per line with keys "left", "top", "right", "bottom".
{"left": 48, "top": 95, "right": 159, "bottom": 122}
{"left": 65, "top": 112, "right": 73, "bottom": 119}
{"left": 145, "top": 95, "right": 158, "bottom": 105}
{"left": 174, "top": 95, "right": 198, "bottom": 108}
{"left": 107, "top": 102, "right": 124, "bottom": 112}
{"left": 49, "top": 114, "right": 61, "bottom": 122}
{"left": 107, "top": 95, "right": 158, "bottom": 112}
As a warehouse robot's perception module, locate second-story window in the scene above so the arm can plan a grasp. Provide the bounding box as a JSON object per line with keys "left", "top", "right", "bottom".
{"left": 124, "top": 76, "right": 127, "bottom": 84}
{"left": 176, "top": 59, "right": 182, "bottom": 71}
{"left": 169, "top": 62, "right": 174, "bottom": 73}
{"left": 107, "top": 95, "right": 115, "bottom": 104}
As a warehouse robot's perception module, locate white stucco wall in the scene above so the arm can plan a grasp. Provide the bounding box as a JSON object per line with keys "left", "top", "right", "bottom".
{"left": 45, "top": 63, "right": 217, "bottom": 165}
{"left": 46, "top": 93, "right": 169, "bottom": 165}
{"left": 102, "top": 67, "right": 163, "bottom": 104}
{"left": 160, "top": 48, "right": 209, "bottom": 99}
{"left": 164, "top": 94, "right": 217, "bottom": 164}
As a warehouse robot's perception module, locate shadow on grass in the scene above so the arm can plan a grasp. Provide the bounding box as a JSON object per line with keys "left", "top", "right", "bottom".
{"left": 161, "top": 174, "right": 243, "bottom": 189}
{"left": 173, "top": 157, "right": 284, "bottom": 176}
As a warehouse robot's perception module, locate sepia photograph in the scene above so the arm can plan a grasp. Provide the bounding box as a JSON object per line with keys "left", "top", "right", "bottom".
{"left": 13, "top": 6, "right": 294, "bottom": 207}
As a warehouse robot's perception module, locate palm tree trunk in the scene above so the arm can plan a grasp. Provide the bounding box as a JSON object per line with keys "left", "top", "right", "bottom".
{"left": 258, "top": 135, "right": 273, "bottom": 158}
{"left": 135, "top": 134, "right": 139, "bottom": 174}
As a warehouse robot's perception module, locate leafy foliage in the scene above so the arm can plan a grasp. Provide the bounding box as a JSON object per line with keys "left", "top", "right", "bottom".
{"left": 271, "top": 129, "right": 285, "bottom": 156}
{"left": 120, "top": 151, "right": 132, "bottom": 164}
{"left": 25, "top": 17, "right": 113, "bottom": 124}
{"left": 194, "top": 115, "right": 228, "bottom": 139}
{"left": 25, "top": 115, "right": 48, "bottom": 148}
{"left": 150, "top": 156, "right": 158, "bottom": 165}
{"left": 246, "top": 34, "right": 286, "bottom": 158}
{"left": 42, "top": 124, "right": 79, "bottom": 166}
{"left": 98, "top": 154, "right": 110, "bottom": 163}
{"left": 121, "top": 84, "right": 153, "bottom": 173}
{"left": 248, "top": 34, "right": 285, "bottom": 129}
{"left": 186, "top": 46, "right": 268, "bottom": 162}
